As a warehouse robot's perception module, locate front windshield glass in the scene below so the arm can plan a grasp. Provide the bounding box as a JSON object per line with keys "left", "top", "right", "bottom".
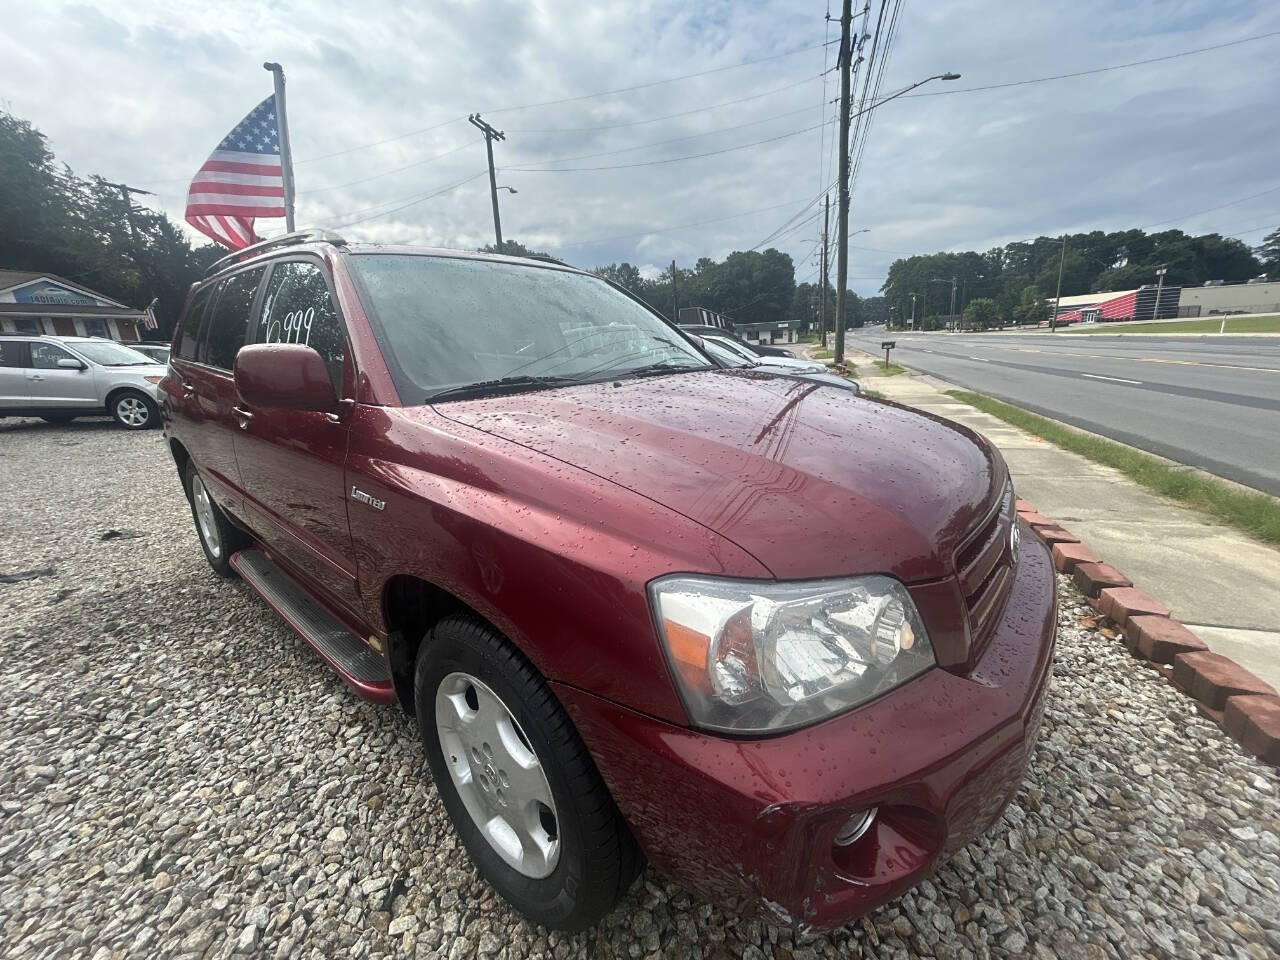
{"left": 350, "top": 254, "right": 709, "bottom": 401}
{"left": 707, "top": 336, "right": 757, "bottom": 362}
{"left": 73, "top": 341, "right": 156, "bottom": 366}
{"left": 702, "top": 338, "right": 752, "bottom": 367}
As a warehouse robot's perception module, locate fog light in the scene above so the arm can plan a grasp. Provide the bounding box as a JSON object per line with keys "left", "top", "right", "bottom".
{"left": 833, "top": 808, "right": 877, "bottom": 846}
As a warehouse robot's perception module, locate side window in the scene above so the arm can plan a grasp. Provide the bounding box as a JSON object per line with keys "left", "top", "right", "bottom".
{"left": 176, "top": 286, "right": 215, "bottom": 361}
{"left": 204, "top": 267, "right": 265, "bottom": 370}
{"left": 258, "top": 261, "right": 346, "bottom": 391}
{"left": 30, "top": 342, "right": 75, "bottom": 369}
{"left": 0, "top": 340, "right": 28, "bottom": 367}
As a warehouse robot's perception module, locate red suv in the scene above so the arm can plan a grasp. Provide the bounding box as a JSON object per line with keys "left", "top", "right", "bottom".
{"left": 161, "top": 232, "right": 1056, "bottom": 932}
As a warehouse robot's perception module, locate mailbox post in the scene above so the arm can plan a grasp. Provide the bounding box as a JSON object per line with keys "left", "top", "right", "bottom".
{"left": 881, "top": 340, "right": 896, "bottom": 368}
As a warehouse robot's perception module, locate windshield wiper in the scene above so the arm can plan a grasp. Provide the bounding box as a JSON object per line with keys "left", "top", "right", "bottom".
{"left": 425, "top": 374, "right": 582, "bottom": 404}
{"left": 616, "top": 361, "right": 715, "bottom": 379}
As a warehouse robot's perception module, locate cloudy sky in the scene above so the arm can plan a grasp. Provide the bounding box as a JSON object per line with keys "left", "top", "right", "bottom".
{"left": 2, "top": 0, "right": 1278, "bottom": 294}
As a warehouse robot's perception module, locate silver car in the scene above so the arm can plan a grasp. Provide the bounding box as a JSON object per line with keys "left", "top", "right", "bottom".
{"left": 699, "top": 333, "right": 829, "bottom": 373}
{"left": 0, "top": 335, "right": 167, "bottom": 429}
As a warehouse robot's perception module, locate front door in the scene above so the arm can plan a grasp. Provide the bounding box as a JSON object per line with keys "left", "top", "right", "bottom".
{"left": 26, "top": 341, "right": 99, "bottom": 409}
{"left": 0, "top": 340, "right": 32, "bottom": 410}
{"left": 233, "top": 258, "right": 362, "bottom": 615}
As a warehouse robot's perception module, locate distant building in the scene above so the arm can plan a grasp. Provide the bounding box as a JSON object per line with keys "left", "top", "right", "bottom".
{"left": 0, "top": 270, "right": 148, "bottom": 341}
{"left": 677, "top": 306, "right": 732, "bottom": 328}
{"left": 1048, "top": 277, "right": 1280, "bottom": 325}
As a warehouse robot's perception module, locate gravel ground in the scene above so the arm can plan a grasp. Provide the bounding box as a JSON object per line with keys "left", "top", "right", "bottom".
{"left": 2, "top": 417, "right": 1279, "bottom": 960}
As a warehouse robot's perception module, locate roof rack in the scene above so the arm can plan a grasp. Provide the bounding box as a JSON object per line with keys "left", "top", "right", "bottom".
{"left": 204, "top": 230, "right": 347, "bottom": 278}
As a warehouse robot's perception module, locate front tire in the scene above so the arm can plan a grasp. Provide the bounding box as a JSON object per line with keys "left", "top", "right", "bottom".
{"left": 415, "top": 614, "right": 640, "bottom": 930}
{"left": 110, "top": 390, "right": 158, "bottom": 430}
{"left": 184, "top": 462, "right": 248, "bottom": 577}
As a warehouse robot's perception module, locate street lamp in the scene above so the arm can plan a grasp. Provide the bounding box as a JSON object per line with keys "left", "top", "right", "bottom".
{"left": 497, "top": 186, "right": 518, "bottom": 195}
{"left": 1152, "top": 266, "right": 1168, "bottom": 323}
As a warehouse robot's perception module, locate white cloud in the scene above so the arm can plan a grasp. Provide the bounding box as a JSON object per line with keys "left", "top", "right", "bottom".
{"left": 2, "top": 0, "right": 1278, "bottom": 296}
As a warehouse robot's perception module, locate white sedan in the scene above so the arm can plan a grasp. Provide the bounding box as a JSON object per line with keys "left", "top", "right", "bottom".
{"left": 700, "top": 333, "right": 827, "bottom": 373}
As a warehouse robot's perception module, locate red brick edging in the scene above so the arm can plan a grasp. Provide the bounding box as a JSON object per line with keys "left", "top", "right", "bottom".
{"left": 1016, "top": 500, "right": 1280, "bottom": 766}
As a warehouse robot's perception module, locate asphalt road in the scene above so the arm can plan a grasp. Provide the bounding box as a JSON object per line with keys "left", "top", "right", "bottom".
{"left": 848, "top": 329, "right": 1280, "bottom": 495}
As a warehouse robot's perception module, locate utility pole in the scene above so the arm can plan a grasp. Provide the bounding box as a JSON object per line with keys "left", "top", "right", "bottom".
{"left": 820, "top": 195, "right": 829, "bottom": 346}
{"left": 833, "top": 0, "right": 854, "bottom": 366}
{"left": 468, "top": 113, "right": 506, "bottom": 251}
{"left": 263, "top": 62, "right": 296, "bottom": 232}
{"left": 910, "top": 293, "right": 917, "bottom": 330}
{"left": 949, "top": 276, "right": 958, "bottom": 326}
{"left": 1152, "top": 266, "right": 1168, "bottom": 323}
{"left": 1050, "top": 235, "right": 1067, "bottom": 332}
{"left": 671, "top": 260, "right": 679, "bottom": 321}
{"left": 101, "top": 180, "right": 154, "bottom": 248}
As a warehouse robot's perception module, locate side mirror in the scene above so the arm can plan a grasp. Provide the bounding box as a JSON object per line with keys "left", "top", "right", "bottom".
{"left": 56, "top": 358, "right": 85, "bottom": 370}
{"left": 234, "top": 343, "right": 337, "bottom": 412}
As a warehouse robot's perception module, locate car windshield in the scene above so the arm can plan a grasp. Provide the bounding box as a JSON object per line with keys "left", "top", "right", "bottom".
{"left": 72, "top": 341, "right": 156, "bottom": 366}
{"left": 701, "top": 337, "right": 754, "bottom": 368}
{"left": 349, "top": 254, "right": 710, "bottom": 401}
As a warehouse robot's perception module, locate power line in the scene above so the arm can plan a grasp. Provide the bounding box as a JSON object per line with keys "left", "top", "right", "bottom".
{"left": 479, "top": 40, "right": 829, "bottom": 116}
{"left": 516, "top": 102, "right": 826, "bottom": 168}
{"left": 1140, "top": 183, "right": 1280, "bottom": 230}
{"left": 297, "top": 115, "right": 466, "bottom": 165}
{"left": 902, "top": 29, "right": 1280, "bottom": 99}
{"left": 298, "top": 139, "right": 477, "bottom": 195}
{"left": 504, "top": 74, "right": 821, "bottom": 133}
{"left": 504, "top": 119, "right": 832, "bottom": 173}
{"left": 323, "top": 170, "right": 487, "bottom": 229}
{"left": 553, "top": 197, "right": 813, "bottom": 250}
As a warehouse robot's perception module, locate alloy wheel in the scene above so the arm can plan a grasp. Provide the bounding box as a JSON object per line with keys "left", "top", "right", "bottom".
{"left": 190, "top": 474, "right": 222, "bottom": 559}
{"left": 435, "top": 672, "right": 560, "bottom": 878}
{"left": 116, "top": 396, "right": 149, "bottom": 427}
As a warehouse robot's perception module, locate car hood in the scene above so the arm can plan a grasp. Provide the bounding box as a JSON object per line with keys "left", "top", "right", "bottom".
{"left": 433, "top": 369, "right": 1003, "bottom": 581}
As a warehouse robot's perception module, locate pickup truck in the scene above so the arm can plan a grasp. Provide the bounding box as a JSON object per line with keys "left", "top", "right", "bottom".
{"left": 161, "top": 231, "right": 1056, "bottom": 932}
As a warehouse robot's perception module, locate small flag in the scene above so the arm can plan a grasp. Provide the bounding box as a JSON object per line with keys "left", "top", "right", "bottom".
{"left": 185, "top": 96, "right": 286, "bottom": 250}
{"left": 143, "top": 298, "right": 159, "bottom": 330}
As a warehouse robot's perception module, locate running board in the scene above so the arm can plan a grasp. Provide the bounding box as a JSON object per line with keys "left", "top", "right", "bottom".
{"left": 230, "top": 549, "right": 392, "bottom": 696}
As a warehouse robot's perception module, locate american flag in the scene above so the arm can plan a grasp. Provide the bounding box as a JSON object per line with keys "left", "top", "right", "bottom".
{"left": 143, "top": 297, "right": 159, "bottom": 330}
{"left": 185, "top": 96, "right": 286, "bottom": 250}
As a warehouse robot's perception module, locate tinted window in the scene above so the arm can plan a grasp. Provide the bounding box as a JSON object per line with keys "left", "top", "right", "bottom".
{"left": 257, "top": 261, "right": 346, "bottom": 391}
{"left": 177, "top": 286, "right": 215, "bottom": 360}
{"left": 349, "top": 255, "right": 706, "bottom": 401}
{"left": 0, "top": 340, "right": 27, "bottom": 367}
{"left": 204, "top": 268, "right": 265, "bottom": 370}
{"left": 30, "top": 342, "right": 75, "bottom": 369}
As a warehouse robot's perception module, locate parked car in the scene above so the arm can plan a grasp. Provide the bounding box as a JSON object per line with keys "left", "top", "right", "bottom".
{"left": 0, "top": 335, "right": 166, "bottom": 429}
{"left": 698, "top": 335, "right": 861, "bottom": 394}
{"left": 677, "top": 323, "right": 794, "bottom": 357}
{"left": 699, "top": 332, "right": 827, "bottom": 373}
{"left": 162, "top": 232, "right": 1056, "bottom": 933}
{"left": 129, "top": 342, "right": 172, "bottom": 364}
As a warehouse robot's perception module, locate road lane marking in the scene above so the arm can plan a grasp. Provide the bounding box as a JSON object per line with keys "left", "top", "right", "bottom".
{"left": 1082, "top": 373, "right": 1143, "bottom": 385}
{"left": 967, "top": 356, "right": 990, "bottom": 362}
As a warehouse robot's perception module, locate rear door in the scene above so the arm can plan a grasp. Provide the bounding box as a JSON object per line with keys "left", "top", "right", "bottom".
{"left": 0, "top": 340, "right": 32, "bottom": 410}
{"left": 26, "top": 341, "right": 100, "bottom": 409}
{"left": 233, "top": 257, "right": 362, "bottom": 614}
{"left": 170, "top": 268, "right": 266, "bottom": 515}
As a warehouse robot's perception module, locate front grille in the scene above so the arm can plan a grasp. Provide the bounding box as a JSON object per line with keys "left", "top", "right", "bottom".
{"left": 954, "top": 482, "right": 1016, "bottom": 663}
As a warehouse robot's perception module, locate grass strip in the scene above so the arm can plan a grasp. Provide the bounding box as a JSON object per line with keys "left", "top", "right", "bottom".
{"left": 1066, "top": 314, "right": 1280, "bottom": 335}
{"left": 877, "top": 361, "right": 906, "bottom": 376}
{"left": 946, "top": 390, "right": 1280, "bottom": 546}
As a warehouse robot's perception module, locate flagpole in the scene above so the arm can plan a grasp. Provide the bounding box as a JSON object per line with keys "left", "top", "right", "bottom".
{"left": 263, "top": 61, "right": 296, "bottom": 232}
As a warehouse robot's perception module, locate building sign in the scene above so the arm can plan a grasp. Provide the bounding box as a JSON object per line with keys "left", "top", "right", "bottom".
{"left": 11, "top": 281, "right": 98, "bottom": 306}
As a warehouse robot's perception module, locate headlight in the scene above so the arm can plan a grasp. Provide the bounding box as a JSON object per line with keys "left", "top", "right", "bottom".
{"left": 649, "top": 574, "right": 935, "bottom": 733}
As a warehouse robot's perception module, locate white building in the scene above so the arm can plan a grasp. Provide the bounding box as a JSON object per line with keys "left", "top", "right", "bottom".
{"left": 0, "top": 270, "right": 148, "bottom": 341}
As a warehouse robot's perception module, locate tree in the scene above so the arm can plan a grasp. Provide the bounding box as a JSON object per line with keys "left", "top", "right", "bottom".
{"left": 1013, "top": 286, "right": 1049, "bottom": 327}
{"left": 1256, "top": 228, "right": 1280, "bottom": 280}
{"left": 963, "top": 297, "right": 999, "bottom": 331}
{"left": 593, "top": 261, "right": 643, "bottom": 295}
{"left": 478, "top": 239, "right": 553, "bottom": 259}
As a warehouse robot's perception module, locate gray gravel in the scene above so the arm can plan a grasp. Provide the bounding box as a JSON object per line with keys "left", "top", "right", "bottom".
{"left": 2, "top": 416, "right": 1279, "bottom": 960}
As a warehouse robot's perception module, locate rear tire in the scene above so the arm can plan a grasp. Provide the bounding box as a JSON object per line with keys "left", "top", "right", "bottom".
{"left": 184, "top": 462, "right": 248, "bottom": 577}
{"left": 414, "top": 614, "right": 640, "bottom": 930}
{"left": 110, "top": 391, "right": 158, "bottom": 430}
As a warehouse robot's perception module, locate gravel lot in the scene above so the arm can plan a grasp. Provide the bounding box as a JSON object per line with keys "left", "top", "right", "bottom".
{"left": 2, "top": 417, "right": 1279, "bottom": 960}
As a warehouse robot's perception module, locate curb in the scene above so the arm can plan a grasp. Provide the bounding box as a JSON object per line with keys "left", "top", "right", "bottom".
{"left": 1016, "top": 501, "right": 1280, "bottom": 766}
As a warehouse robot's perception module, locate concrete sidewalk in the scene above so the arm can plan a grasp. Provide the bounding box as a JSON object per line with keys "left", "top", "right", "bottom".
{"left": 841, "top": 347, "right": 1280, "bottom": 690}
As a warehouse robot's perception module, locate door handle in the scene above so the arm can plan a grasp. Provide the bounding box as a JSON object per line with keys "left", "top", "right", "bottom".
{"left": 181, "top": 380, "right": 195, "bottom": 396}
{"left": 231, "top": 405, "right": 254, "bottom": 429}
{"left": 29, "top": 374, "right": 44, "bottom": 381}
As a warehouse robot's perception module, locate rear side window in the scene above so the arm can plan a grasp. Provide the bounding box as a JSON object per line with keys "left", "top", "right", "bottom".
{"left": 204, "top": 268, "right": 266, "bottom": 370}
{"left": 257, "top": 261, "right": 346, "bottom": 391}
{"left": 176, "top": 286, "right": 215, "bottom": 361}
{"left": 30, "top": 342, "right": 75, "bottom": 369}
{"left": 0, "top": 340, "right": 27, "bottom": 367}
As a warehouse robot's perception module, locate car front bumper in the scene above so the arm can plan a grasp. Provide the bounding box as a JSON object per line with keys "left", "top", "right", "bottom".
{"left": 553, "top": 529, "right": 1057, "bottom": 931}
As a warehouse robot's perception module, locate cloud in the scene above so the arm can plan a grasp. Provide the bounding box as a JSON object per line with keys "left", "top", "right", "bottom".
{"left": 2, "top": 0, "right": 1278, "bottom": 296}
